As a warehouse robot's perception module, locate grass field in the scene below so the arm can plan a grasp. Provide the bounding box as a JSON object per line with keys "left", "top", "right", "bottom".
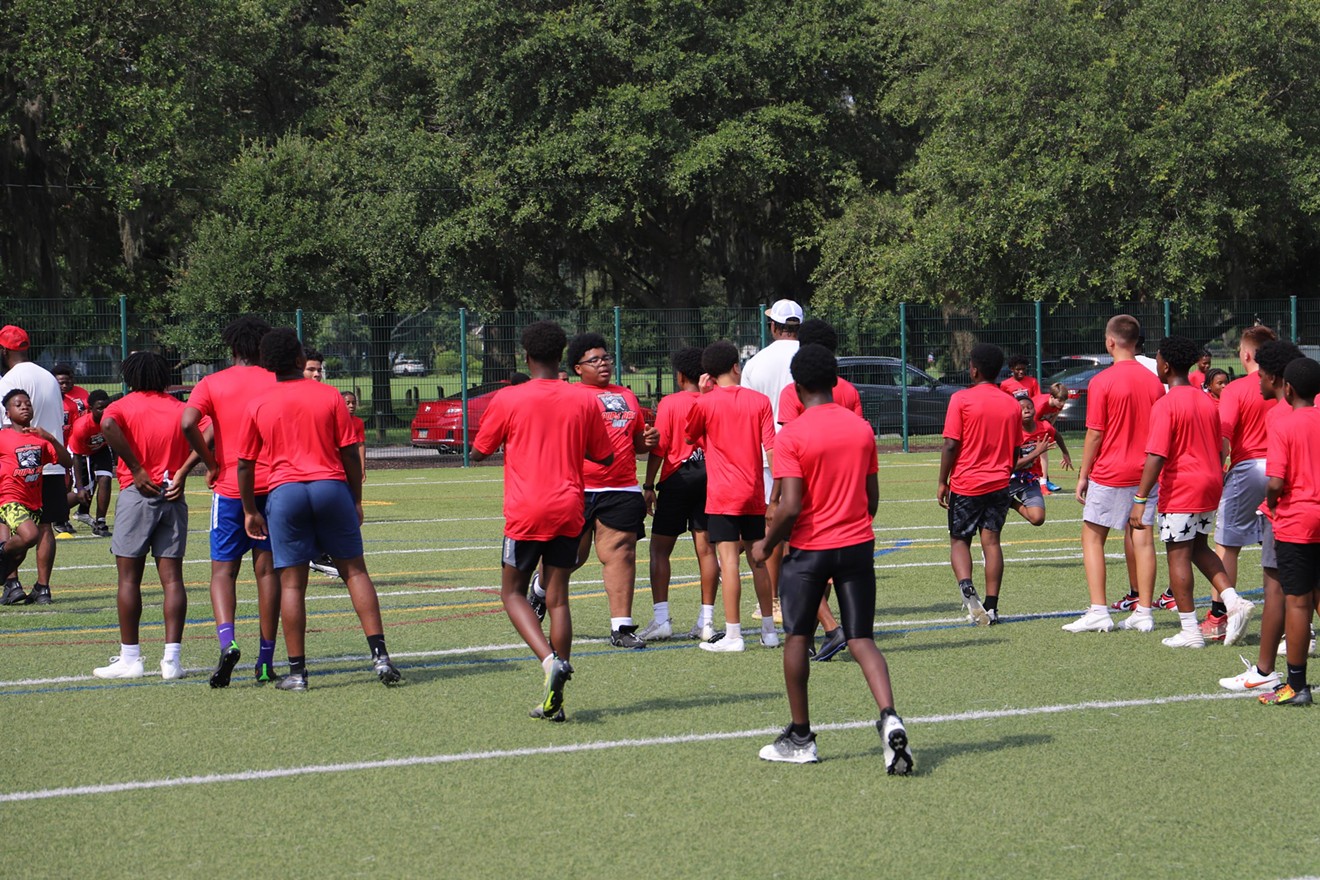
{"left": 3, "top": 455, "right": 1318, "bottom": 879}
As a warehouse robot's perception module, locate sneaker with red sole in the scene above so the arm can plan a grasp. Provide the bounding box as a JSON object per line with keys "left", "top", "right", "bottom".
{"left": 1200, "top": 612, "right": 1227, "bottom": 642}
{"left": 1110, "top": 592, "right": 1140, "bottom": 612}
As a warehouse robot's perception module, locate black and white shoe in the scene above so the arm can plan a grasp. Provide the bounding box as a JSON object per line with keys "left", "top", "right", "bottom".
{"left": 276, "top": 671, "right": 309, "bottom": 691}
{"left": 1, "top": 578, "right": 26, "bottom": 606}
{"left": 758, "top": 726, "right": 819, "bottom": 763}
{"left": 527, "top": 571, "right": 546, "bottom": 622}
{"left": 209, "top": 642, "right": 242, "bottom": 688}
{"left": 879, "top": 714, "right": 914, "bottom": 775}
{"left": 609, "top": 625, "right": 646, "bottom": 649}
{"left": 373, "top": 655, "right": 402, "bottom": 685}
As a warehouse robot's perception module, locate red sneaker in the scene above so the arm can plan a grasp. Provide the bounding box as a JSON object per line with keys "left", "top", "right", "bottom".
{"left": 1200, "top": 613, "right": 1227, "bottom": 642}
{"left": 1155, "top": 591, "right": 1179, "bottom": 610}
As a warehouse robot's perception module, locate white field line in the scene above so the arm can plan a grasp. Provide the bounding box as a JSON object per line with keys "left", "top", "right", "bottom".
{"left": 0, "top": 690, "right": 1255, "bottom": 804}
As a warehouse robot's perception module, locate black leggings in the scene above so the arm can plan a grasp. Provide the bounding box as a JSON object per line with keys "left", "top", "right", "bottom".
{"left": 779, "top": 541, "right": 876, "bottom": 639}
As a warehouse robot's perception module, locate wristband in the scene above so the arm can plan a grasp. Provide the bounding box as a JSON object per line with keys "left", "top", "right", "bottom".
{"left": 1132, "top": 495, "right": 1148, "bottom": 504}
{"left": 642, "top": 484, "right": 654, "bottom": 491}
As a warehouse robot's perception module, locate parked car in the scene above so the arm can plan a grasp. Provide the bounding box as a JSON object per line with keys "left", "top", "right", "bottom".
{"left": 835, "top": 356, "right": 962, "bottom": 435}
{"left": 392, "top": 357, "right": 428, "bottom": 377}
{"left": 411, "top": 381, "right": 655, "bottom": 453}
{"left": 1043, "top": 364, "right": 1110, "bottom": 431}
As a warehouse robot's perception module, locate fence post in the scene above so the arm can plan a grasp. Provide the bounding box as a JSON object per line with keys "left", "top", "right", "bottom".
{"left": 758, "top": 303, "right": 767, "bottom": 351}
{"left": 118, "top": 294, "right": 129, "bottom": 394}
{"left": 1033, "top": 300, "right": 1043, "bottom": 381}
{"left": 900, "top": 301, "right": 909, "bottom": 453}
{"left": 1291, "top": 295, "right": 1298, "bottom": 342}
{"left": 1163, "top": 299, "right": 1172, "bottom": 337}
{"left": 295, "top": 309, "right": 304, "bottom": 342}
{"left": 460, "top": 308, "right": 470, "bottom": 468}
{"left": 613, "top": 306, "right": 622, "bottom": 376}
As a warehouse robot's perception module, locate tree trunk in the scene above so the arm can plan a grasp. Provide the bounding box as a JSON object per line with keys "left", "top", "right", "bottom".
{"left": 368, "top": 307, "right": 399, "bottom": 428}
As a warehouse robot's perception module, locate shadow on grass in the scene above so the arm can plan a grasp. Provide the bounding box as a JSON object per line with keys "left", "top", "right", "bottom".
{"left": 569, "top": 690, "right": 782, "bottom": 725}
{"left": 828, "top": 732, "right": 1054, "bottom": 773}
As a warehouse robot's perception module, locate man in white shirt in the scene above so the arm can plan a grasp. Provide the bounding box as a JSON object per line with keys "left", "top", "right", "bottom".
{"left": 0, "top": 325, "right": 68, "bottom": 604}
{"left": 738, "top": 299, "right": 803, "bottom": 625}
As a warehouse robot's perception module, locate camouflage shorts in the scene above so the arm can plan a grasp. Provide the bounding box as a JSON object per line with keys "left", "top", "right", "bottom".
{"left": 0, "top": 502, "right": 41, "bottom": 533}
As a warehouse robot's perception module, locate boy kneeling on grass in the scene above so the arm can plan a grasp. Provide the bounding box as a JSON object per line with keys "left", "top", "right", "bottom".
{"left": 0, "top": 390, "right": 72, "bottom": 605}
{"left": 1260, "top": 357, "right": 1320, "bottom": 706}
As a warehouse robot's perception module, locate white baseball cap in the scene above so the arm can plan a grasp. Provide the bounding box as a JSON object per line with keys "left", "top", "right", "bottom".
{"left": 765, "top": 299, "right": 803, "bottom": 324}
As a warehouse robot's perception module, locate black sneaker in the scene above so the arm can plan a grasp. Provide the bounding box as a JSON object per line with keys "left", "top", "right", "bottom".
{"left": 539, "top": 654, "right": 572, "bottom": 717}
{"left": 275, "top": 670, "right": 308, "bottom": 691}
{"left": 27, "top": 583, "right": 51, "bottom": 605}
{"left": 92, "top": 521, "right": 111, "bottom": 538}
{"left": 373, "top": 655, "right": 402, "bottom": 685}
{"left": 527, "top": 571, "right": 546, "bottom": 622}
{"left": 253, "top": 661, "right": 281, "bottom": 685}
{"left": 813, "top": 627, "right": 847, "bottom": 662}
{"left": 1, "top": 579, "right": 26, "bottom": 606}
{"left": 609, "top": 625, "right": 646, "bottom": 649}
{"left": 209, "top": 642, "right": 242, "bottom": 688}
{"left": 529, "top": 706, "right": 567, "bottom": 722}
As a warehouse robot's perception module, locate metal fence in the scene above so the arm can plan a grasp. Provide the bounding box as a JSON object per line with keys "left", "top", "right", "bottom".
{"left": 4, "top": 296, "right": 1318, "bottom": 460}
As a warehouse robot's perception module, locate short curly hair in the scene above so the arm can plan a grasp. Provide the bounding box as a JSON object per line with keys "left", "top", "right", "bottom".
{"left": 969, "top": 343, "right": 1004, "bottom": 381}
{"left": 1284, "top": 357, "right": 1320, "bottom": 401}
{"left": 790, "top": 344, "right": 839, "bottom": 394}
{"left": 701, "top": 341, "right": 739, "bottom": 378}
{"left": 521, "top": 321, "right": 567, "bottom": 365}
{"left": 566, "top": 332, "right": 608, "bottom": 369}
{"left": 1254, "top": 340, "right": 1303, "bottom": 380}
{"left": 260, "top": 327, "right": 304, "bottom": 375}
{"left": 1156, "top": 336, "right": 1201, "bottom": 373}
{"left": 222, "top": 316, "right": 272, "bottom": 363}
{"left": 797, "top": 319, "right": 839, "bottom": 353}
{"left": 671, "top": 347, "right": 703, "bottom": 384}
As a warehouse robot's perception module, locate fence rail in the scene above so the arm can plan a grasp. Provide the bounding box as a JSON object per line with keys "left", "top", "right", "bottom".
{"left": 4, "top": 296, "right": 1317, "bottom": 461}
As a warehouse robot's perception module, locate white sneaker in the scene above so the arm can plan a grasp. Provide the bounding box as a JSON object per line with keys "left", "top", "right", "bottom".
{"left": 1218, "top": 655, "right": 1280, "bottom": 692}
{"left": 94, "top": 655, "right": 145, "bottom": 679}
{"left": 688, "top": 622, "right": 717, "bottom": 642}
{"left": 960, "top": 584, "right": 990, "bottom": 626}
{"left": 879, "top": 714, "right": 914, "bottom": 776}
{"left": 1117, "top": 612, "right": 1154, "bottom": 632}
{"left": 1278, "top": 635, "right": 1317, "bottom": 656}
{"left": 1062, "top": 608, "right": 1114, "bottom": 633}
{"left": 637, "top": 618, "right": 673, "bottom": 641}
{"left": 699, "top": 635, "right": 745, "bottom": 653}
{"left": 73, "top": 512, "right": 96, "bottom": 527}
{"left": 1223, "top": 598, "right": 1255, "bottom": 646}
{"left": 760, "top": 630, "right": 780, "bottom": 648}
{"left": 160, "top": 657, "right": 185, "bottom": 680}
{"left": 1162, "top": 629, "right": 1206, "bottom": 648}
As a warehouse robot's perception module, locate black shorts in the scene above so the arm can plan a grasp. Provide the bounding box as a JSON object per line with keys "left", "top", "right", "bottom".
{"left": 583, "top": 490, "right": 646, "bottom": 539}
{"left": 502, "top": 535, "right": 579, "bottom": 573}
{"left": 947, "top": 489, "right": 1010, "bottom": 540}
{"left": 779, "top": 541, "right": 876, "bottom": 640}
{"left": 651, "top": 460, "right": 708, "bottom": 537}
{"left": 1274, "top": 541, "right": 1320, "bottom": 597}
{"left": 707, "top": 513, "right": 765, "bottom": 544}
{"left": 42, "top": 474, "right": 70, "bottom": 523}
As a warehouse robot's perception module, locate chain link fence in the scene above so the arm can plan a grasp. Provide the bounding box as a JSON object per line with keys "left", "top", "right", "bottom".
{"left": 4, "top": 296, "right": 1318, "bottom": 461}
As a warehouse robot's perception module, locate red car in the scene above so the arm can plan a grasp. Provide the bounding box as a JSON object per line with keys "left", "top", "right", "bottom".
{"left": 411, "top": 381, "right": 655, "bottom": 454}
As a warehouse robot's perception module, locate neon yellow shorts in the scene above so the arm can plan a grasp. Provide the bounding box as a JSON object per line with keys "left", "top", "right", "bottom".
{"left": 0, "top": 502, "right": 40, "bottom": 533}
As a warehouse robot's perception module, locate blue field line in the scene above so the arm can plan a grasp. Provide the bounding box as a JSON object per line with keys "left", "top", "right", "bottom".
{"left": 875, "top": 540, "right": 914, "bottom": 557}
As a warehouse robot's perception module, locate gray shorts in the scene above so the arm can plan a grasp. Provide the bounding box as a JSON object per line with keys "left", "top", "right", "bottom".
{"left": 1083, "top": 481, "right": 1157, "bottom": 531}
{"left": 1009, "top": 477, "right": 1044, "bottom": 510}
{"left": 109, "top": 486, "right": 188, "bottom": 559}
{"left": 1261, "top": 514, "right": 1277, "bottom": 569}
{"left": 1215, "top": 458, "right": 1266, "bottom": 547}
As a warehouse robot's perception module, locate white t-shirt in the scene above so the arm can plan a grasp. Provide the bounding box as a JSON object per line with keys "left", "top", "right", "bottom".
{"left": 740, "top": 339, "right": 799, "bottom": 428}
{"left": 0, "top": 361, "right": 67, "bottom": 474}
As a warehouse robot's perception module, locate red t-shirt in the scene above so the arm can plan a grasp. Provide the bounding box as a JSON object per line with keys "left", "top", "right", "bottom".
{"left": 685, "top": 385, "right": 775, "bottom": 515}
{"left": 103, "top": 391, "right": 198, "bottom": 491}
{"left": 1086, "top": 360, "right": 1166, "bottom": 487}
{"left": 60, "top": 395, "right": 79, "bottom": 442}
{"left": 777, "top": 378, "right": 865, "bottom": 426}
{"left": 580, "top": 384, "right": 644, "bottom": 491}
{"left": 1033, "top": 392, "right": 1061, "bottom": 420}
{"left": 186, "top": 364, "right": 278, "bottom": 497}
{"left": 1258, "top": 402, "right": 1291, "bottom": 517}
{"left": 653, "top": 390, "right": 703, "bottom": 484}
{"left": 773, "top": 403, "right": 878, "bottom": 550}
{"left": 1000, "top": 376, "right": 1041, "bottom": 399}
{"left": 1219, "top": 373, "right": 1275, "bottom": 466}
{"left": 473, "top": 379, "right": 613, "bottom": 541}
{"left": 1266, "top": 407, "right": 1320, "bottom": 542}
{"left": 943, "top": 383, "right": 1025, "bottom": 495}
{"left": 1145, "top": 386, "right": 1223, "bottom": 513}
{"left": 347, "top": 416, "right": 366, "bottom": 446}
{"left": 0, "top": 429, "right": 56, "bottom": 508}
{"left": 1015, "top": 420, "right": 1058, "bottom": 481}
{"left": 67, "top": 386, "right": 90, "bottom": 410}
{"left": 239, "top": 379, "right": 354, "bottom": 490}
{"left": 66, "top": 412, "right": 106, "bottom": 456}
{"left": 1188, "top": 369, "right": 1206, "bottom": 390}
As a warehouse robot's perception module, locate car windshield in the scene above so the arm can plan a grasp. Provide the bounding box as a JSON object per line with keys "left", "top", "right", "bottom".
{"left": 1046, "top": 365, "right": 1107, "bottom": 383}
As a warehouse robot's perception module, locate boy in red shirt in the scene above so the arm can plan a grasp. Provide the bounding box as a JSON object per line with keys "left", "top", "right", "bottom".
{"left": 1068, "top": 315, "right": 1165, "bottom": 633}
{"left": 640, "top": 347, "right": 719, "bottom": 641}
{"left": 1128, "top": 337, "right": 1252, "bottom": 649}
{"left": 1260, "top": 356, "right": 1320, "bottom": 705}
{"left": 0, "top": 390, "right": 71, "bottom": 605}
{"left": 685, "top": 340, "right": 777, "bottom": 652}
{"left": 343, "top": 391, "right": 367, "bottom": 483}
{"left": 564, "top": 332, "right": 658, "bottom": 648}
{"left": 182, "top": 316, "right": 283, "bottom": 686}
{"left": 238, "top": 329, "right": 400, "bottom": 691}
{"left": 67, "top": 390, "right": 114, "bottom": 538}
{"left": 938, "top": 343, "right": 1024, "bottom": 624}
{"left": 93, "top": 353, "right": 204, "bottom": 680}
{"left": 1000, "top": 354, "right": 1041, "bottom": 399}
{"left": 1009, "top": 394, "right": 1070, "bottom": 526}
{"left": 750, "top": 345, "right": 912, "bottom": 773}
{"left": 472, "top": 322, "right": 614, "bottom": 721}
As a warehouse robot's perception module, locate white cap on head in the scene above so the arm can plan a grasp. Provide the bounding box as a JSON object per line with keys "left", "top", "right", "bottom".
{"left": 765, "top": 299, "right": 803, "bottom": 324}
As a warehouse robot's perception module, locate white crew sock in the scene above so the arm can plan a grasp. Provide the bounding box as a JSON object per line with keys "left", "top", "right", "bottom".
{"left": 120, "top": 643, "right": 141, "bottom": 662}
{"left": 1090, "top": 604, "right": 1108, "bottom": 614}
{"left": 698, "top": 605, "right": 714, "bottom": 626}
{"left": 1220, "top": 587, "right": 1242, "bottom": 606}
{"left": 542, "top": 654, "right": 555, "bottom": 674}
{"left": 761, "top": 617, "right": 776, "bottom": 634}
{"left": 163, "top": 643, "right": 181, "bottom": 662}
{"left": 610, "top": 617, "right": 633, "bottom": 630}
{"left": 653, "top": 601, "right": 669, "bottom": 623}
{"left": 1178, "top": 611, "right": 1199, "bottom": 634}
{"left": 1130, "top": 605, "right": 1153, "bottom": 618}
{"left": 726, "top": 622, "right": 742, "bottom": 640}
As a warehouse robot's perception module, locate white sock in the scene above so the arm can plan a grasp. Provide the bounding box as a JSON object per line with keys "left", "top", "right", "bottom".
{"left": 653, "top": 601, "right": 669, "bottom": 622}
{"left": 120, "top": 643, "right": 141, "bottom": 662}
{"left": 698, "top": 605, "right": 714, "bottom": 626}
{"left": 1178, "top": 611, "right": 1199, "bottom": 634}
{"left": 1090, "top": 604, "right": 1109, "bottom": 614}
{"left": 761, "top": 617, "right": 776, "bottom": 634}
{"left": 530, "top": 573, "right": 545, "bottom": 597}
{"left": 726, "top": 622, "right": 742, "bottom": 640}
{"left": 610, "top": 617, "right": 633, "bottom": 630}
{"left": 1220, "top": 587, "right": 1241, "bottom": 606}
{"left": 541, "top": 654, "right": 555, "bottom": 674}
{"left": 1131, "top": 605, "right": 1153, "bottom": 617}
{"left": 163, "top": 643, "right": 181, "bottom": 662}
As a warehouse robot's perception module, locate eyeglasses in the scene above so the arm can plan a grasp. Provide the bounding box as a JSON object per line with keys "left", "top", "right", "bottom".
{"left": 577, "top": 355, "right": 614, "bottom": 366}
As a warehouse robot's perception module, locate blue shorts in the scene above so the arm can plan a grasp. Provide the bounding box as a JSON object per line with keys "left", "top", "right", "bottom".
{"left": 210, "top": 493, "right": 272, "bottom": 562}
{"left": 265, "top": 480, "right": 364, "bottom": 570}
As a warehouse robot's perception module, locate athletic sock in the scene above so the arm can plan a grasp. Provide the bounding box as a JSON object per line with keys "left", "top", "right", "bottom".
{"left": 1287, "top": 663, "right": 1307, "bottom": 692}
{"left": 761, "top": 617, "right": 776, "bottom": 635}
{"left": 1220, "top": 587, "right": 1242, "bottom": 607}
{"left": 1090, "top": 604, "right": 1108, "bottom": 614}
{"left": 542, "top": 654, "right": 555, "bottom": 674}
{"left": 120, "top": 643, "right": 141, "bottom": 662}
{"left": 1210, "top": 601, "right": 1227, "bottom": 618}
{"left": 610, "top": 617, "right": 633, "bottom": 631}
{"left": 983, "top": 595, "right": 999, "bottom": 612}
{"left": 1131, "top": 605, "right": 1153, "bottom": 618}
{"left": 789, "top": 722, "right": 811, "bottom": 738}
{"left": 530, "top": 576, "right": 546, "bottom": 598}
{"left": 366, "top": 633, "right": 387, "bottom": 659}
{"left": 1123, "top": 588, "right": 1139, "bottom": 599}
{"left": 216, "top": 622, "right": 236, "bottom": 650}
{"left": 258, "top": 639, "right": 276, "bottom": 669}
{"left": 698, "top": 604, "right": 714, "bottom": 627}
{"left": 726, "top": 622, "right": 742, "bottom": 641}
{"left": 1178, "top": 611, "right": 1199, "bottom": 634}
{"left": 879, "top": 706, "right": 897, "bottom": 720}
{"left": 653, "top": 601, "right": 669, "bottom": 623}
{"left": 289, "top": 655, "right": 306, "bottom": 675}
{"left": 163, "top": 643, "right": 181, "bottom": 662}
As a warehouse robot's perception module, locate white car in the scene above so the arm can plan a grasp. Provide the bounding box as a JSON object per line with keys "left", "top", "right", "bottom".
{"left": 392, "top": 358, "right": 427, "bottom": 376}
